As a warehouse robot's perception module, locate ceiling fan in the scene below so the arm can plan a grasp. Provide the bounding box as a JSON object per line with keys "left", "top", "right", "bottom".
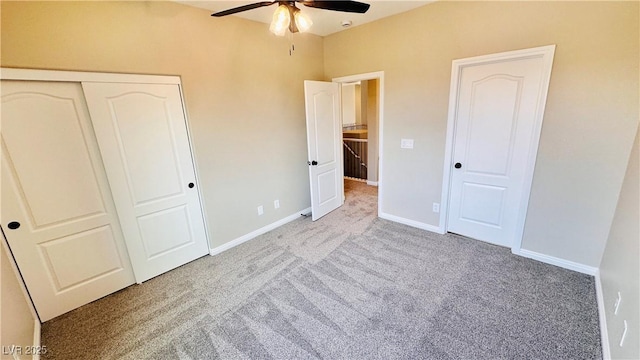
{"left": 211, "top": 1, "right": 371, "bottom": 36}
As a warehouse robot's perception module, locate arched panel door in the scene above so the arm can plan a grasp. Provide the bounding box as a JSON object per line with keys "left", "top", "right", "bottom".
{"left": 82, "top": 82, "right": 209, "bottom": 283}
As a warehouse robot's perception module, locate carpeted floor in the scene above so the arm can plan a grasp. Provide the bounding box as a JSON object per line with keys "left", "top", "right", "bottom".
{"left": 41, "top": 180, "right": 601, "bottom": 359}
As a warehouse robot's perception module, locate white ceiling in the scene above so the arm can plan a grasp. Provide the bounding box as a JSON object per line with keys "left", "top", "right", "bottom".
{"left": 175, "top": 1, "right": 433, "bottom": 36}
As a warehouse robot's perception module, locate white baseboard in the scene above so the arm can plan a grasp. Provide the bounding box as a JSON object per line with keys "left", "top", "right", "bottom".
{"left": 378, "top": 212, "right": 444, "bottom": 234}
{"left": 512, "top": 248, "right": 598, "bottom": 275}
{"left": 366, "top": 181, "right": 378, "bottom": 186}
{"left": 595, "top": 269, "right": 611, "bottom": 360}
{"left": 344, "top": 176, "right": 366, "bottom": 182}
{"left": 209, "top": 207, "right": 311, "bottom": 256}
{"left": 32, "top": 319, "right": 41, "bottom": 360}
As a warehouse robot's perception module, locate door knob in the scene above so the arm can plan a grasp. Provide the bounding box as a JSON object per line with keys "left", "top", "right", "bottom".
{"left": 308, "top": 160, "right": 318, "bottom": 166}
{"left": 454, "top": 162, "right": 462, "bottom": 169}
{"left": 7, "top": 221, "right": 20, "bottom": 230}
{"left": 188, "top": 182, "right": 195, "bottom": 188}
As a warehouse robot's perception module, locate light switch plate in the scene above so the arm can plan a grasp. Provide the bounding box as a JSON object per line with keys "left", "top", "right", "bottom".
{"left": 401, "top": 139, "right": 414, "bottom": 149}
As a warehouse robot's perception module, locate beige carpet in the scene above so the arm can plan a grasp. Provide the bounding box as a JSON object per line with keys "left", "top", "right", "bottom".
{"left": 41, "top": 179, "right": 601, "bottom": 359}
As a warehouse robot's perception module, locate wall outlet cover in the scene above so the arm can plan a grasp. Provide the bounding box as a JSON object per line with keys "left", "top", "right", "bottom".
{"left": 433, "top": 203, "right": 440, "bottom": 213}
{"left": 401, "top": 139, "right": 414, "bottom": 149}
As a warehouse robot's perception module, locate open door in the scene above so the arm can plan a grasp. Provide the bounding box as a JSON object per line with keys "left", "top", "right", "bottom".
{"left": 304, "top": 80, "right": 343, "bottom": 221}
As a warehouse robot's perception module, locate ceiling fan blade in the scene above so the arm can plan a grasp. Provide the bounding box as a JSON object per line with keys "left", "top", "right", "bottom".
{"left": 299, "top": 1, "right": 370, "bottom": 14}
{"left": 211, "top": 1, "right": 276, "bottom": 17}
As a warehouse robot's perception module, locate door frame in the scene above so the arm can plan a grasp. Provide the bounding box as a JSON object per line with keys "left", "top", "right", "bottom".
{"left": 332, "top": 71, "right": 384, "bottom": 216}
{"left": 0, "top": 67, "right": 212, "bottom": 273}
{"left": 438, "top": 45, "right": 555, "bottom": 252}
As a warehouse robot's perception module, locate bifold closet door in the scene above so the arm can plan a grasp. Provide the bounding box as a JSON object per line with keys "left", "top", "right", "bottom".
{"left": 1, "top": 81, "right": 135, "bottom": 321}
{"left": 82, "top": 82, "right": 209, "bottom": 283}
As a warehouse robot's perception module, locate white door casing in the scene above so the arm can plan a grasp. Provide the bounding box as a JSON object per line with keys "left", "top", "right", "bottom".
{"left": 304, "top": 81, "right": 344, "bottom": 221}
{"left": 82, "top": 82, "right": 209, "bottom": 283}
{"left": 1, "top": 81, "right": 135, "bottom": 321}
{"left": 332, "top": 72, "right": 385, "bottom": 217}
{"left": 442, "top": 45, "right": 555, "bottom": 248}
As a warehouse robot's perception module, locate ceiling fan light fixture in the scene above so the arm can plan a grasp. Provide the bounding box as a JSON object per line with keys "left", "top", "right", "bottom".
{"left": 294, "top": 10, "right": 313, "bottom": 33}
{"left": 269, "top": 4, "right": 290, "bottom": 36}
{"left": 213, "top": 0, "right": 370, "bottom": 36}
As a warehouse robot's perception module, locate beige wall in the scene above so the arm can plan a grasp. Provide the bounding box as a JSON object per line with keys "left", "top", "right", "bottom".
{"left": 355, "top": 84, "right": 362, "bottom": 125}
{"left": 324, "top": 1, "right": 639, "bottom": 267}
{"left": 359, "top": 81, "right": 367, "bottom": 127}
{"left": 1, "top": 1, "right": 324, "bottom": 248}
{"left": 342, "top": 84, "right": 357, "bottom": 126}
{"left": 1, "top": 241, "right": 37, "bottom": 359}
{"left": 367, "top": 79, "right": 379, "bottom": 183}
{"left": 599, "top": 127, "right": 639, "bottom": 360}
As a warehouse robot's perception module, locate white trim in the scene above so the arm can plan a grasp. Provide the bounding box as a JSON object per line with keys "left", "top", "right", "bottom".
{"left": 512, "top": 248, "right": 598, "bottom": 275}
{"left": 209, "top": 208, "right": 311, "bottom": 256}
{"left": 440, "top": 45, "right": 556, "bottom": 252}
{"left": 344, "top": 176, "right": 367, "bottom": 183}
{"left": 379, "top": 212, "right": 445, "bottom": 234}
{"left": 333, "top": 71, "right": 384, "bottom": 84}
{"left": 595, "top": 270, "right": 612, "bottom": 360}
{"left": 366, "top": 181, "right": 378, "bottom": 186}
{"left": 33, "top": 319, "right": 42, "bottom": 360}
{"left": 1, "top": 67, "right": 180, "bottom": 84}
{"left": 333, "top": 71, "right": 385, "bottom": 219}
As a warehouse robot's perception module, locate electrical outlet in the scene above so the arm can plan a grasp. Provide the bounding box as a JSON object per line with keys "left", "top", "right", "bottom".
{"left": 433, "top": 203, "right": 440, "bottom": 213}
{"left": 400, "top": 138, "right": 414, "bottom": 149}
{"left": 257, "top": 205, "right": 264, "bottom": 216}
{"left": 614, "top": 291, "right": 622, "bottom": 315}
{"left": 619, "top": 320, "right": 628, "bottom": 347}
{"left": 274, "top": 200, "right": 280, "bottom": 209}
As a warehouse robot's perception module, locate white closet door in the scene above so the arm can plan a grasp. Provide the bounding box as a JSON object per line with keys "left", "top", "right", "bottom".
{"left": 81, "top": 82, "right": 208, "bottom": 283}
{"left": 1, "top": 81, "right": 135, "bottom": 321}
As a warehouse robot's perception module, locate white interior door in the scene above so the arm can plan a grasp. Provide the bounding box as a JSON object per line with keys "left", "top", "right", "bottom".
{"left": 1, "top": 81, "right": 135, "bottom": 321}
{"left": 447, "top": 48, "right": 554, "bottom": 247}
{"left": 82, "top": 82, "right": 209, "bottom": 283}
{"left": 304, "top": 80, "right": 343, "bottom": 221}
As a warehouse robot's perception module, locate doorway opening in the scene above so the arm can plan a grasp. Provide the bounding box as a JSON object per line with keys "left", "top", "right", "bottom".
{"left": 341, "top": 80, "right": 373, "bottom": 184}
{"left": 333, "top": 72, "right": 384, "bottom": 216}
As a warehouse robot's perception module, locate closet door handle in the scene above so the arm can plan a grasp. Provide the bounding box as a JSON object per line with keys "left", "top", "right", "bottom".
{"left": 454, "top": 162, "right": 462, "bottom": 169}
{"left": 188, "top": 182, "right": 195, "bottom": 188}
{"left": 7, "top": 221, "right": 21, "bottom": 230}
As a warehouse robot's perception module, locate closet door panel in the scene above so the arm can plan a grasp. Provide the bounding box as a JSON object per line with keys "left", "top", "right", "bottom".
{"left": 106, "top": 92, "right": 183, "bottom": 204}
{"left": 82, "top": 82, "right": 208, "bottom": 283}
{"left": 1, "top": 80, "right": 135, "bottom": 321}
